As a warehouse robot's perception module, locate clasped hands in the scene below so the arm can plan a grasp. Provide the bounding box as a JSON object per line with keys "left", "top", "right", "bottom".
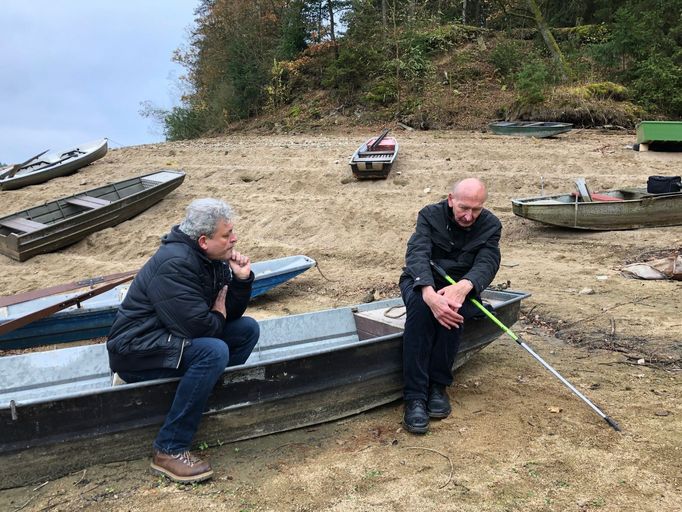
{"left": 421, "top": 279, "right": 473, "bottom": 329}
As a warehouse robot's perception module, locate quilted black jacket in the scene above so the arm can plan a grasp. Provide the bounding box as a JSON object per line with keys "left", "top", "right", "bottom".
{"left": 400, "top": 199, "right": 501, "bottom": 295}
{"left": 107, "top": 226, "right": 253, "bottom": 372}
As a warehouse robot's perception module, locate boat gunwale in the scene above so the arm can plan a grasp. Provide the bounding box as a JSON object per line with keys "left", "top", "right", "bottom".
{"left": 0, "top": 171, "right": 185, "bottom": 240}
{"left": 0, "top": 290, "right": 530, "bottom": 410}
{"left": 511, "top": 188, "right": 682, "bottom": 205}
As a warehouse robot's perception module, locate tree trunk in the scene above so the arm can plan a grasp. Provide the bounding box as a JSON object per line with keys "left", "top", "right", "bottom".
{"left": 462, "top": 0, "right": 467, "bottom": 24}
{"left": 525, "top": 0, "right": 570, "bottom": 80}
{"left": 382, "top": 0, "right": 388, "bottom": 32}
{"left": 327, "top": 0, "right": 338, "bottom": 59}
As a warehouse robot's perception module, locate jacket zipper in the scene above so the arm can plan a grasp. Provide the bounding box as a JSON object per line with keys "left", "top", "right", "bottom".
{"left": 174, "top": 334, "right": 186, "bottom": 369}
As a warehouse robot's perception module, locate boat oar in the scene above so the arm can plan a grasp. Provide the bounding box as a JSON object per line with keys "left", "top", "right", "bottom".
{"left": 0, "top": 149, "right": 50, "bottom": 180}
{"left": 429, "top": 260, "right": 621, "bottom": 432}
{"left": 0, "top": 274, "right": 135, "bottom": 339}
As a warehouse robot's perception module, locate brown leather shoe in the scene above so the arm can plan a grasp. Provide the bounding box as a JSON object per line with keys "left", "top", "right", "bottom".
{"left": 151, "top": 450, "right": 214, "bottom": 483}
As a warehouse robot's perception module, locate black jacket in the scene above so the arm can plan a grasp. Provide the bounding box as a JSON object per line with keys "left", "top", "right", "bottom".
{"left": 107, "top": 226, "right": 254, "bottom": 372}
{"left": 400, "top": 200, "right": 501, "bottom": 295}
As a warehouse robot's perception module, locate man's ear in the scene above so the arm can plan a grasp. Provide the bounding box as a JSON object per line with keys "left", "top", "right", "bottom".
{"left": 447, "top": 192, "right": 455, "bottom": 207}
{"left": 197, "top": 234, "right": 209, "bottom": 251}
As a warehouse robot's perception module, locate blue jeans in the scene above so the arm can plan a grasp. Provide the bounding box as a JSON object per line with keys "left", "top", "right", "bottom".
{"left": 118, "top": 316, "right": 260, "bottom": 453}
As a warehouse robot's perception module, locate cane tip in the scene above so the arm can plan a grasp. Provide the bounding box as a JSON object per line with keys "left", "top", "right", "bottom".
{"left": 605, "top": 416, "right": 621, "bottom": 432}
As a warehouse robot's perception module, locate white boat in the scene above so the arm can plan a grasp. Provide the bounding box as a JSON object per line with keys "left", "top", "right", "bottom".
{"left": 0, "top": 138, "right": 108, "bottom": 190}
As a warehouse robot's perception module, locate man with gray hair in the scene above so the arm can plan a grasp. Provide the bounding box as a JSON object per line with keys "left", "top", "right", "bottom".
{"left": 107, "top": 198, "right": 259, "bottom": 483}
{"left": 399, "top": 178, "right": 501, "bottom": 434}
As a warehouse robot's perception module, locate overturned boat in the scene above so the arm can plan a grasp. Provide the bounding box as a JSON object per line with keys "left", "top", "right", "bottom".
{"left": 0, "top": 289, "right": 529, "bottom": 488}
{"left": 488, "top": 121, "right": 573, "bottom": 138}
{"left": 0, "top": 255, "right": 317, "bottom": 350}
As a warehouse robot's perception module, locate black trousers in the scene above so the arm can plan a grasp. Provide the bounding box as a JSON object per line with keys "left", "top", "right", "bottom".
{"left": 400, "top": 280, "right": 480, "bottom": 401}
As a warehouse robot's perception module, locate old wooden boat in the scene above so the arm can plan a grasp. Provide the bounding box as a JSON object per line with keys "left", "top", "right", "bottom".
{"left": 0, "top": 289, "right": 529, "bottom": 488}
{"left": 349, "top": 129, "right": 399, "bottom": 179}
{"left": 0, "top": 139, "right": 108, "bottom": 190}
{"left": 0, "top": 255, "right": 317, "bottom": 349}
{"left": 512, "top": 184, "right": 682, "bottom": 230}
{"left": 635, "top": 121, "right": 682, "bottom": 151}
{"left": 0, "top": 170, "right": 185, "bottom": 261}
{"left": 488, "top": 121, "right": 573, "bottom": 138}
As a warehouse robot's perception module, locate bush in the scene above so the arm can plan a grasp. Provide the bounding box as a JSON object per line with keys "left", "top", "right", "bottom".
{"left": 515, "top": 60, "right": 550, "bottom": 106}
{"left": 163, "top": 107, "right": 207, "bottom": 141}
{"left": 629, "top": 55, "right": 682, "bottom": 115}
{"left": 489, "top": 40, "right": 525, "bottom": 77}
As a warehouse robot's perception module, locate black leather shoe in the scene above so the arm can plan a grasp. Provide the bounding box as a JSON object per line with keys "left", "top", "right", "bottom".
{"left": 403, "top": 399, "right": 429, "bottom": 434}
{"left": 427, "top": 384, "right": 451, "bottom": 418}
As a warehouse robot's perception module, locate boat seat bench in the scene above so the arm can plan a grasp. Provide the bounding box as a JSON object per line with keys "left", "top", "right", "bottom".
{"left": 65, "top": 195, "right": 111, "bottom": 209}
{"left": 0, "top": 217, "right": 47, "bottom": 233}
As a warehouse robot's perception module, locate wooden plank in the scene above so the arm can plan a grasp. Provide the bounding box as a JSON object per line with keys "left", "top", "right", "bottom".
{"left": 353, "top": 307, "right": 405, "bottom": 341}
{"left": 65, "top": 195, "right": 111, "bottom": 209}
{"left": 0, "top": 217, "right": 47, "bottom": 233}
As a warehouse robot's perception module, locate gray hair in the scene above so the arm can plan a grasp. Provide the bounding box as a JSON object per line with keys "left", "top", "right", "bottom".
{"left": 178, "top": 198, "right": 235, "bottom": 240}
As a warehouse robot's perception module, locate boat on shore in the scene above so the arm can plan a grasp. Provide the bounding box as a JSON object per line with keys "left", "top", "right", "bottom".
{"left": 0, "top": 289, "right": 529, "bottom": 488}
{"left": 512, "top": 185, "right": 682, "bottom": 230}
{"left": 0, "top": 255, "right": 317, "bottom": 350}
{"left": 0, "top": 170, "right": 185, "bottom": 261}
{"left": 488, "top": 121, "right": 573, "bottom": 138}
{"left": 349, "top": 129, "right": 399, "bottom": 179}
{"left": 635, "top": 121, "right": 682, "bottom": 152}
{"left": 0, "top": 139, "right": 108, "bottom": 190}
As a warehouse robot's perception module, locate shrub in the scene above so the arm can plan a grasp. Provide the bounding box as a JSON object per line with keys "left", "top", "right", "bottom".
{"left": 515, "top": 60, "right": 550, "bottom": 106}
{"left": 489, "top": 40, "right": 525, "bottom": 77}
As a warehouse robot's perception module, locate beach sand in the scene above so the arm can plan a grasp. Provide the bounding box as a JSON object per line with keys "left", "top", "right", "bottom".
{"left": 1, "top": 129, "right": 680, "bottom": 511}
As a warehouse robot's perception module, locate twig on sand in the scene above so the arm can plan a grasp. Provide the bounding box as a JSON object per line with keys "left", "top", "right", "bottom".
{"left": 32, "top": 481, "right": 49, "bottom": 492}
{"left": 558, "top": 296, "right": 651, "bottom": 330}
{"left": 74, "top": 469, "right": 87, "bottom": 486}
{"left": 13, "top": 496, "right": 35, "bottom": 511}
{"left": 404, "top": 446, "right": 453, "bottom": 489}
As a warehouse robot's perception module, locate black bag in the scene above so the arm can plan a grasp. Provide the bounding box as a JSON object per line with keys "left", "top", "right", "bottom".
{"left": 647, "top": 175, "right": 681, "bottom": 194}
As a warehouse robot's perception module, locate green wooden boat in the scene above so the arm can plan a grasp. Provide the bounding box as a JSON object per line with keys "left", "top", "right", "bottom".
{"left": 488, "top": 121, "right": 573, "bottom": 138}
{"left": 636, "top": 121, "right": 682, "bottom": 144}
{"left": 512, "top": 183, "right": 682, "bottom": 230}
{"left": 0, "top": 170, "right": 185, "bottom": 261}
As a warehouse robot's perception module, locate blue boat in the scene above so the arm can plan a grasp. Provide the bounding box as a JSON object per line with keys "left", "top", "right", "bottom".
{"left": 0, "top": 255, "right": 316, "bottom": 350}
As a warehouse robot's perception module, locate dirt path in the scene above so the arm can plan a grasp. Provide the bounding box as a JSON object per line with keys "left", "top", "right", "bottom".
{"left": 1, "top": 129, "right": 680, "bottom": 511}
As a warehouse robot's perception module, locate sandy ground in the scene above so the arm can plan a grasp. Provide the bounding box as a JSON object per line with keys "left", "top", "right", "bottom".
{"left": 0, "top": 129, "right": 680, "bottom": 511}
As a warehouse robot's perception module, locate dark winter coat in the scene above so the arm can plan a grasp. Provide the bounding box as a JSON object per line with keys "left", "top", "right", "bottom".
{"left": 400, "top": 199, "right": 501, "bottom": 295}
{"left": 107, "top": 226, "right": 253, "bottom": 372}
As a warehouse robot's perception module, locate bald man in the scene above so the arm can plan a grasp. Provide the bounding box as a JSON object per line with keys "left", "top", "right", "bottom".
{"left": 399, "top": 178, "right": 501, "bottom": 434}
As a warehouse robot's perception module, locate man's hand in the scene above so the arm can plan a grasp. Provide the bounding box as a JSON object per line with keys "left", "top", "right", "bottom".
{"left": 212, "top": 285, "right": 227, "bottom": 318}
{"left": 421, "top": 286, "right": 464, "bottom": 329}
{"left": 228, "top": 250, "right": 251, "bottom": 280}
{"left": 437, "top": 279, "right": 473, "bottom": 313}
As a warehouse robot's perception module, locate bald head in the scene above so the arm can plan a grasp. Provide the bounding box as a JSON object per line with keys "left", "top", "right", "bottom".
{"left": 451, "top": 178, "right": 488, "bottom": 202}
{"left": 448, "top": 178, "right": 488, "bottom": 228}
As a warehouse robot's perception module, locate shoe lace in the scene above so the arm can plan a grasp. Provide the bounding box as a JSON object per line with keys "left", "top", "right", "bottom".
{"left": 173, "top": 451, "right": 201, "bottom": 467}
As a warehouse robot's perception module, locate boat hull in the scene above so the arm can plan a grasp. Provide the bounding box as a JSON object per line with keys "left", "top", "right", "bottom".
{"left": 489, "top": 121, "right": 573, "bottom": 138}
{"left": 0, "top": 170, "right": 184, "bottom": 261}
{"left": 512, "top": 189, "right": 682, "bottom": 230}
{"left": 0, "top": 139, "right": 108, "bottom": 190}
{"left": 0, "top": 256, "right": 317, "bottom": 349}
{"left": 0, "top": 290, "right": 528, "bottom": 488}
{"left": 636, "top": 121, "right": 682, "bottom": 144}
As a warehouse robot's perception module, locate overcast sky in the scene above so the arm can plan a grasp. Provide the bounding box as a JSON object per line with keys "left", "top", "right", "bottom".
{"left": 0, "top": 1, "right": 198, "bottom": 164}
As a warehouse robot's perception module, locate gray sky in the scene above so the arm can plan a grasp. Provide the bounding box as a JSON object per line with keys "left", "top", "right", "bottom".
{"left": 0, "top": 1, "right": 198, "bottom": 164}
